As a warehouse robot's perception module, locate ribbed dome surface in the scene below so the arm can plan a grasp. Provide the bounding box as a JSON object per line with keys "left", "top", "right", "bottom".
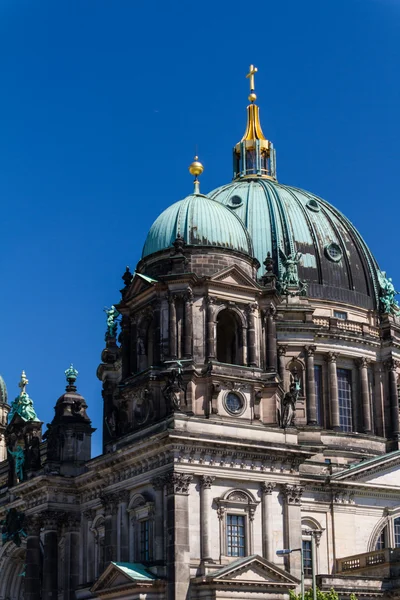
{"left": 208, "top": 178, "right": 380, "bottom": 309}
{"left": 142, "top": 194, "right": 253, "bottom": 258}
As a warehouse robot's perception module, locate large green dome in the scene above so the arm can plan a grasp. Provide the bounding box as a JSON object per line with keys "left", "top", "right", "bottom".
{"left": 142, "top": 193, "right": 253, "bottom": 258}
{"left": 208, "top": 178, "right": 381, "bottom": 309}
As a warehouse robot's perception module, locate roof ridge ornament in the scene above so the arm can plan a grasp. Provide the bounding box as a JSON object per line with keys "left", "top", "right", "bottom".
{"left": 246, "top": 64, "right": 258, "bottom": 103}
{"left": 188, "top": 155, "right": 204, "bottom": 194}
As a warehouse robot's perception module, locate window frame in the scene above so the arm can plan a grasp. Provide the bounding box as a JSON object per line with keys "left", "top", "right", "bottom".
{"left": 128, "top": 497, "right": 155, "bottom": 563}
{"left": 337, "top": 367, "right": 353, "bottom": 432}
{"left": 216, "top": 489, "right": 259, "bottom": 558}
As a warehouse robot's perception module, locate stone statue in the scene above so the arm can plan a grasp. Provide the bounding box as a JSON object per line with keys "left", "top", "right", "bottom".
{"left": 104, "top": 305, "right": 120, "bottom": 339}
{"left": 163, "top": 366, "right": 186, "bottom": 413}
{"left": 25, "top": 436, "right": 41, "bottom": 471}
{"left": 278, "top": 249, "right": 307, "bottom": 296}
{"left": 377, "top": 270, "right": 400, "bottom": 314}
{"left": 8, "top": 445, "right": 25, "bottom": 481}
{"left": 1, "top": 508, "right": 26, "bottom": 547}
{"left": 280, "top": 372, "right": 301, "bottom": 428}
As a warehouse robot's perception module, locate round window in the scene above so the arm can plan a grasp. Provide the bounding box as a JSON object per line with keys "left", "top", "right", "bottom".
{"left": 306, "top": 199, "right": 320, "bottom": 212}
{"left": 325, "top": 242, "right": 342, "bottom": 262}
{"left": 224, "top": 392, "right": 245, "bottom": 415}
{"left": 228, "top": 195, "right": 243, "bottom": 208}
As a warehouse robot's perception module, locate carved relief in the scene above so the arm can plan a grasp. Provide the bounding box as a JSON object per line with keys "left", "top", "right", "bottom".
{"left": 164, "top": 472, "right": 193, "bottom": 495}
{"left": 200, "top": 475, "right": 215, "bottom": 489}
{"left": 282, "top": 484, "right": 304, "bottom": 504}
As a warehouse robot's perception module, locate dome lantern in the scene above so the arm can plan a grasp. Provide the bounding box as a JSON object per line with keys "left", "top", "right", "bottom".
{"left": 233, "top": 65, "right": 277, "bottom": 181}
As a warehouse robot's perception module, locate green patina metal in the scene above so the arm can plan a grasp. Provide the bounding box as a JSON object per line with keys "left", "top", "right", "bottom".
{"left": 111, "top": 562, "right": 157, "bottom": 581}
{"left": 377, "top": 271, "right": 400, "bottom": 315}
{"left": 7, "top": 445, "right": 25, "bottom": 481}
{"left": 1, "top": 508, "right": 27, "bottom": 547}
{"left": 0, "top": 375, "right": 7, "bottom": 405}
{"left": 8, "top": 372, "right": 39, "bottom": 424}
{"left": 104, "top": 305, "right": 120, "bottom": 339}
{"left": 142, "top": 194, "right": 253, "bottom": 258}
{"left": 65, "top": 363, "right": 78, "bottom": 384}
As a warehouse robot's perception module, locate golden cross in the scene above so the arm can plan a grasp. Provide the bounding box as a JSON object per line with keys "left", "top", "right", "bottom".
{"left": 246, "top": 64, "right": 258, "bottom": 91}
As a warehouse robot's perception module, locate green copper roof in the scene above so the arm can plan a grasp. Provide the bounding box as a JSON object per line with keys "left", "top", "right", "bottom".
{"left": 111, "top": 562, "right": 157, "bottom": 581}
{"left": 142, "top": 193, "right": 253, "bottom": 258}
{"left": 209, "top": 178, "right": 381, "bottom": 309}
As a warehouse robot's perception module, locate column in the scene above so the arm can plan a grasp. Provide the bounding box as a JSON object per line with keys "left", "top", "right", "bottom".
{"left": 118, "top": 491, "right": 130, "bottom": 562}
{"left": 153, "top": 299, "right": 162, "bottom": 364}
{"left": 183, "top": 290, "right": 193, "bottom": 358}
{"left": 200, "top": 475, "right": 215, "bottom": 562}
{"left": 266, "top": 304, "right": 277, "bottom": 372}
{"left": 357, "top": 357, "right": 372, "bottom": 434}
{"left": 165, "top": 472, "right": 193, "bottom": 600}
{"left": 42, "top": 513, "right": 60, "bottom": 600}
{"left": 386, "top": 359, "right": 400, "bottom": 438}
{"left": 169, "top": 295, "right": 177, "bottom": 359}
{"left": 282, "top": 484, "right": 303, "bottom": 579}
{"left": 121, "top": 315, "right": 131, "bottom": 378}
{"left": 152, "top": 477, "right": 165, "bottom": 562}
{"left": 261, "top": 482, "right": 276, "bottom": 561}
{"left": 278, "top": 345, "right": 287, "bottom": 382}
{"left": 24, "top": 516, "right": 42, "bottom": 600}
{"left": 130, "top": 316, "right": 138, "bottom": 374}
{"left": 241, "top": 324, "right": 248, "bottom": 366}
{"left": 305, "top": 345, "right": 317, "bottom": 425}
{"left": 63, "top": 515, "right": 81, "bottom": 600}
{"left": 206, "top": 297, "right": 216, "bottom": 360}
{"left": 247, "top": 304, "right": 258, "bottom": 367}
{"left": 83, "top": 510, "right": 96, "bottom": 584}
{"left": 101, "top": 493, "right": 119, "bottom": 565}
{"left": 326, "top": 352, "right": 340, "bottom": 430}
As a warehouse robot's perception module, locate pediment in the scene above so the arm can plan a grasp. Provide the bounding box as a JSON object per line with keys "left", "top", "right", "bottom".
{"left": 204, "top": 555, "right": 299, "bottom": 587}
{"left": 210, "top": 265, "right": 259, "bottom": 290}
{"left": 129, "top": 272, "right": 158, "bottom": 297}
{"left": 331, "top": 450, "right": 400, "bottom": 486}
{"left": 90, "top": 562, "right": 157, "bottom": 595}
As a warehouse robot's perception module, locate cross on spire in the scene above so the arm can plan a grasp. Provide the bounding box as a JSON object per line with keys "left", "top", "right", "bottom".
{"left": 246, "top": 64, "right": 258, "bottom": 92}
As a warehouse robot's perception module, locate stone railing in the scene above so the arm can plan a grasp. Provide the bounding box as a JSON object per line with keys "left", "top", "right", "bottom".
{"left": 313, "top": 316, "right": 380, "bottom": 339}
{"left": 336, "top": 548, "right": 400, "bottom": 576}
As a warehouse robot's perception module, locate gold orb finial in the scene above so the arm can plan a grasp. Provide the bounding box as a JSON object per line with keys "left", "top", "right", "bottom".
{"left": 246, "top": 65, "right": 258, "bottom": 103}
{"left": 189, "top": 155, "right": 204, "bottom": 177}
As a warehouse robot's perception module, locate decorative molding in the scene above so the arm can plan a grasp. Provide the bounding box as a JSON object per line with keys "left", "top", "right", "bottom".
{"left": 356, "top": 357, "right": 370, "bottom": 369}
{"left": 384, "top": 358, "right": 400, "bottom": 372}
{"left": 278, "top": 345, "right": 288, "bottom": 357}
{"left": 304, "top": 345, "right": 316, "bottom": 357}
{"left": 326, "top": 351, "right": 338, "bottom": 364}
{"left": 164, "top": 472, "right": 193, "bottom": 495}
{"left": 200, "top": 475, "right": 215, "bottom": 489}
{"left": 282, "top": 484, "right": 304, "bottom": 504}
{"left": 261, "top": 482, "right": 276, "bottom": 495}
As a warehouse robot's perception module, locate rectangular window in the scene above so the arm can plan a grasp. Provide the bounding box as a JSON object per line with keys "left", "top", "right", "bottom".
{"left": 314, "top": 365, "right": 323, "bottom": 425}
{"left": 227, "top": 514, "right": 245, "bottom": 557}
{"left": 394, "top": 518, "right": 400, "bottom": 548}
{"left": 337, "top": 368, "right": 353, "bottom": 432}
{"left": 334, "top": 310, "right": 347, "bottom": 320}
{"left": 302, "top": 539, "right": 312, "bottom": 576}
{"left": 139, "top": 520, "right": 150, "bottom": 561}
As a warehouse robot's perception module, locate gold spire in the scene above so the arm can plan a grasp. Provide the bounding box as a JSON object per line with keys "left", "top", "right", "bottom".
{"left": 246, "top": 64, "right": 258, "bottom": 103}
{"left": 189, "top": 155, "right": 204, "bottom": 194}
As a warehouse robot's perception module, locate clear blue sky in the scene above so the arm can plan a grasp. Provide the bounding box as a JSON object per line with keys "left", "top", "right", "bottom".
{"left": 0, "top": 0, "right": 399, "bottom": 457}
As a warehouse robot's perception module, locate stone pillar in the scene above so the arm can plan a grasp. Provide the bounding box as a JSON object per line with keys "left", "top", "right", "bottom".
{"left": 169, "top": 295, "right": 178, "bottom": 359}
{"left": 165, "top": 472, "right": 193, "bottom": 600}
{"left": 305, "top": 345, "right": 317, "bottom": 425}
{"left": 200, "top": 475, "right": 215, "bottom": 562}
{"left": 386, "top": 359, "right": 400, "bottom": 438}
{"left": 153, "top": 299, "right": 162, "bottom": 364}
{"left": 282, "top": 485, "right": 303, "bottom": 579}
{"left": 327, "top": 352, "right": 340, "bottom": 430}
{"left": 266, "top": 304, "right": 277, "bottom": 372}
{"left": 25, "top": 516, "right": 42, "bottom": 600}
{"left": 101, "top": 493, "right": 119, "bottom": 565}
{"left": 152, "top": 476, "right": 165, "bottom": 562}
{"left": 130, "top": 316, "right": 138, "bottom": 374}
{"left": 278, "top": 345, "right": 287, "bottom": 382}
{"left": 206, "top": 297, "right": 216, "bottom": 360}
{"left": 83, "top": 510, "right": 96, "bottom": 584}
{"left": 42, "top": 513, "right": 60, "bottom": 600}
{"left": 357, "top": 357, "right": 372, "bottom": 434}
{"left": 121, "top": 315, "right": 131, "bottom": 378}
{"left": 247, "top": 304, "right": 258, "bottom": 367}
{"left": 241, "top": 325, "right": 248, "bottom": 366}
{"left": 63, "top": 514, "right": 81, "bottom": 600}
{"left": 261, "top": 482, "right": 276, "bottom": 561}
{"left": 118, "top": 491, "right": 130, "bottom": 562}
{"left": 183, "top": 290, "right": 193, "bottom": 359}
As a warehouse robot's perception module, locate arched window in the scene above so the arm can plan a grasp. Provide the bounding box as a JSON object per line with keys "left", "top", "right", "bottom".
{"left": 216, "top": 489, "right": 259, "bottom": 557}
{"left": 90, "top": 515, "right": 105, "bottom": 578}
{"left": 137, "top": 317, "right": 154, "bottom": 372}
{"left": 374, "top": 515, "right": 400, "bottom": 550}
{"left": 128, "top": 494, "right": 155, "bottom": 563}
{"left": 216, "top": 309, "right": 242, "bottom": 365}
{"left": 301, "top": 518, "right": 323, "bottom": 579}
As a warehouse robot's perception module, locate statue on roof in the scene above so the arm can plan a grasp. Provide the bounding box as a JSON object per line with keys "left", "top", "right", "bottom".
{"left": 104, "top": 305, "right": 120, "bottom": 339}
{"left": 280, "top": 369, "right": 301, "bottom": 428}
{"left": 1, "top": 508, "right": 26, "bottom": 547}
{"left": 8, "top": 445, "right": 25, "bottom": 481}
{"left": 278, "top": 249, "right": 307, "bottom": 297}
{"left": 377, "top": 271, "right": 400, "bottom": 315}
{"left": 8, "top": 371, "right": 39, "bottom": 423}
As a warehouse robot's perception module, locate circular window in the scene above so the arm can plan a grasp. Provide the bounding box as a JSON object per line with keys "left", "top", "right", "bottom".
{"left": 325, "top": 242, "right": 342, "bottom": 262}
{"left": 228, "top": 195, "right": 243, "bottom": 208}
{"left": 224, "top": 392, "right": 245, "bottom": 415}
{"left": 306, "top": 199, "right": 320, "bottom": 212}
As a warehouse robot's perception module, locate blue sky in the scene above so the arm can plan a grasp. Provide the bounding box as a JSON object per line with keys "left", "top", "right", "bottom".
{"left": 0, "top": 0, "right": 399, "bottom": 457}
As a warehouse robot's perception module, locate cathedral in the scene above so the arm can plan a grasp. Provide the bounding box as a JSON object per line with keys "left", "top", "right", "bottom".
{"left": 1, "top": 65, "right": 400, "bottom": 600}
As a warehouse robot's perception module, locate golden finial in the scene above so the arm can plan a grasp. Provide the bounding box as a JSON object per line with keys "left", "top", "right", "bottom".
{"left": 18, "top": 370, "right": 29, "bottom": 395}
{"left": 246, "top": 64, "right": 258, "bottom": 103}
{"left": 189, "top": 155, "right": 204, "bottom": 194}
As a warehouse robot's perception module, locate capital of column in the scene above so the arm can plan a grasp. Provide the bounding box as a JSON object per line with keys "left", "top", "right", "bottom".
{"left": 304, "top": 345, "right": 316, "bottom": 358}
{"left": 41, "top": 510, "right": 66, "bottom": 531}
{"left": 246, "top": 302, "right": 258, "bottom": 315}
{"left": 164, "top": 472, "right": 193, "bottom": 495}
{"left": 282, "top": 484, "right": 304, "bottom": 505}
{"left": 184, "top": 288, "right": 194, "bottom": 304}
{"left": 83, "top": 509, "right": 97, "bottom": 522}
{"left": 151, "top": 476, "right": 166, "bottom": 491}
{"left": 278, "top": 345, "right": 287, "bottom": 357}
{"left": 384, "top": 358, "right": 400, "bottom": 372}
{"left": 199, "top": 475, "right": 215, "bottom": 489}
{"left": 267, "top": 303, "right": 276, "bottom": 319}
{"left": 261, "top": 481, "right": 276, "bottom": 495}
{"left": 24, "top": 514, "right": 42, "bottom": 536}
{"left": 168, "top": 293, "right": 177, "bottom": 305}
{"left": 99, "top": 492, "right": 120, "bottom": 515}
{"left": 356, "top": 357, "right": 370, "bottom": 369}
{"left": 116, "top": 490, "right": 130, "bottom": 504}
{"left": 326, "top": 351, "right": 338, "bottom": 364}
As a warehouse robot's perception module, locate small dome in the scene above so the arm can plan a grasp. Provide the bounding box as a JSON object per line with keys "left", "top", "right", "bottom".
{"left": 209, "top": 178, "right": 381, "bottom": 309}
{"left": 0, "top": 375, "right": 7, "bottom": 405}
{"left": 142, "top": 194, "right": 253, "bottom": 258}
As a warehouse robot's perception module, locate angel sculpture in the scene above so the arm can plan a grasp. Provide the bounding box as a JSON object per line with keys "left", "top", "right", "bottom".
{"left": 279, "top": 249, "right": 302, "bottom": 285}
{"left": 280, "top": 372, "right": 301, "bottom": 428}
{"left": 377, "top": 271, "right": 400, "bottom": 314}
{"left": 8, "top": 445, "right": 25, "bottom": 481}
{"left": 104, "top": 305, "right": 120, "bottom": 338}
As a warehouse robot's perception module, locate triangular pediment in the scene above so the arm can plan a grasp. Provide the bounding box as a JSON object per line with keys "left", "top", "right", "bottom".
{"left": 210, "top": 265, "right": 259, "bottom": 290}
{"left": 203, "top": 555, "right": 299, "bottom": 587}
{"left": 91, "top": 562, "right": 157, "bottom": 594}
{"left": 331, "top": 450, "right": 400, "bottom": 486}
{"left": 129, "top": 272, "right": 158, "bottom": 297}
